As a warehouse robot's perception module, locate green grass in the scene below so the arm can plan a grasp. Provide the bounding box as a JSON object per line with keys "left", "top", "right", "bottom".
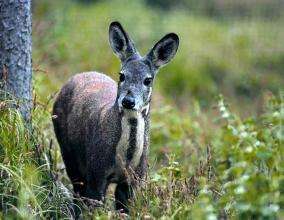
{"left": 0, "top": 93, "right": 282, "bottom": 219}
{"left": 0, "top": 0, "right": 283, "bottom": 219}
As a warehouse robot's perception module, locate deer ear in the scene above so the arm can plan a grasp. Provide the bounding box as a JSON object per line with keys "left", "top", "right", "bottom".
{"left": 109, "top": 21, "right": 137, "bottom": 62}
{"left": 146, "top": 33, "right": 179, "bottom": 69}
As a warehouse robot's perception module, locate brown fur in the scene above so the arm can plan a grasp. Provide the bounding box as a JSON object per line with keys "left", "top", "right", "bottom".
{"left": 52, "top": 71, "right": 148, "bottom": 211}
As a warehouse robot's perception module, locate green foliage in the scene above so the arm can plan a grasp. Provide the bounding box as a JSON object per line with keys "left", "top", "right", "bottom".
{"left": 1, "top": 93, "right": 282, "bottom": 218}
{"left": 214, "top": 95, "right": 282, "bottom": 219}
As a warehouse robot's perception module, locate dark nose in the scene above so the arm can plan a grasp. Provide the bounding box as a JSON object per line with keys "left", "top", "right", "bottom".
{"left": 122, "top": 96, "right": 135, "bottom": 109}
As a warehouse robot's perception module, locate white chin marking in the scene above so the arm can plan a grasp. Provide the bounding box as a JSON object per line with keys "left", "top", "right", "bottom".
{"left": 123, "top": 109, "right": 138, "bottom": 116}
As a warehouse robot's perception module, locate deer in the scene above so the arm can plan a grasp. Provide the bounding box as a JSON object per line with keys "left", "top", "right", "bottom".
{"left": 52, "top": 21, "right": 179, "bottom": 213}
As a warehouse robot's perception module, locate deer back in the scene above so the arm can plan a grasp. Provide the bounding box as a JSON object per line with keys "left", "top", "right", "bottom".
{"left": 53, "top": 72, "right": 121, "bottom": 164}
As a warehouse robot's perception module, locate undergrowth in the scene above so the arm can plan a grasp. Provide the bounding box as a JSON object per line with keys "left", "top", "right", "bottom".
{"left": 0, "top": 93, "right": 282, "bottom": 219}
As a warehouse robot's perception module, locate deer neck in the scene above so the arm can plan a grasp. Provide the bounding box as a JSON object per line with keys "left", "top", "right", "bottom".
{"left": 115, "top": 103, "right": 149, "bottom": 169}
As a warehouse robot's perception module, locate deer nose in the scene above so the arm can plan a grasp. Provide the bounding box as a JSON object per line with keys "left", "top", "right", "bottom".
{"left": 122, "top": 96, "right": 135, "bottom": 109}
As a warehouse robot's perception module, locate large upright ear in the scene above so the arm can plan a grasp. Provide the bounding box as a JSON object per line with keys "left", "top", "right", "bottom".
{"left": 146, "top": 33, "right": 179, "bottom": 69}
{"left": 109, "top": 21, "right": 137, "bottom": 62}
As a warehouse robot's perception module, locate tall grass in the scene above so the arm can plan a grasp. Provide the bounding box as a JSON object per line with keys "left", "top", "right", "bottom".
{"left": 0, "top": 99, "right": 74, "bottom": 219}
{"left": 0, "top": 93, "right": 282, "bottom": 218}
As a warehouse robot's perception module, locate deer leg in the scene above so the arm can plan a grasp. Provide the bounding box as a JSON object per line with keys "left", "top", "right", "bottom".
{"left": 85, "top": 174, "right": 108, "bottom": 206}
{"left": 115, "top": 181, "right": 133, "bottom": 213}
{"left": 60, "top": 145, "right": 87, "bottom": 196}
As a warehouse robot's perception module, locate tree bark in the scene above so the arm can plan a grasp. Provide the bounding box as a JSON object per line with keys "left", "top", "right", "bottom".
{"left": 0, "top": 0, "right": 32, "bottom": 121}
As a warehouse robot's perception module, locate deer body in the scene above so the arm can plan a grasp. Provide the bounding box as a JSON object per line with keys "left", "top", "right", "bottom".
{"left": 52, "top": 22, "right": 179, "bottom": 212}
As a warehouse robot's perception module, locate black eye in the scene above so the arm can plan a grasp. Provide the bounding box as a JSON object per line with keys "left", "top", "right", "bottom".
{"left": 119, "top": 73, "right": 125, "bottom": 82}
{"left": 143, "top": 77, "right": 152, "bottom": 86}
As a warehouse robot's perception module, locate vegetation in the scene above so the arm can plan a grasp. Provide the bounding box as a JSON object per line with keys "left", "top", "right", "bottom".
{"left": 0, "top": 0, "right": 283, "bottom": 218}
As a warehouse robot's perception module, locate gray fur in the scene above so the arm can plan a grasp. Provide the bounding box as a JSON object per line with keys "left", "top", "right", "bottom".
{"left": 52, "top": 21, "right": 179, "bottom": 212}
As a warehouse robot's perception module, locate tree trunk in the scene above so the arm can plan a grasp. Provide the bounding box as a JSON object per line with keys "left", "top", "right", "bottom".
{"left": 0, "top": 0, "right": 32, "bottom": 122}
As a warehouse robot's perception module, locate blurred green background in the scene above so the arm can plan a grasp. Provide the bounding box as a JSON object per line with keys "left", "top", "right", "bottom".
{"left": 33, "top": 0, "right": 284, "bottom": 114}
{"left": 0, "top": 0, "right": 283, "bottom": 218}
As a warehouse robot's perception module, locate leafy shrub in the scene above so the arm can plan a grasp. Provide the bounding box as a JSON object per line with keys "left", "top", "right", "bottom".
{"left": 214, "top": 95, "right": 282, "bottom": 218}
{"left": 130, "top": 94, "right": 282, "bottom": 219}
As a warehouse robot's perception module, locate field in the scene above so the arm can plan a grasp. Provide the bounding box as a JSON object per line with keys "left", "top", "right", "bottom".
{"left": 0, "top": 0, "right": 283, "bottom": 219}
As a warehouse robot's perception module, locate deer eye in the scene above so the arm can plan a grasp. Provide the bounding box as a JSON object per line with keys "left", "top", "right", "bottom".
{"left": 119, "top": 73, "right": 125, "bottom": 82}
{"left": 143, "top": 77, "right": 152, "bottom": 86}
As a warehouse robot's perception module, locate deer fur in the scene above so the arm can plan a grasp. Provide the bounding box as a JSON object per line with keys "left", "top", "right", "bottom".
{"left": 52, "top": 21, "right": 179, "bottom": 212}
